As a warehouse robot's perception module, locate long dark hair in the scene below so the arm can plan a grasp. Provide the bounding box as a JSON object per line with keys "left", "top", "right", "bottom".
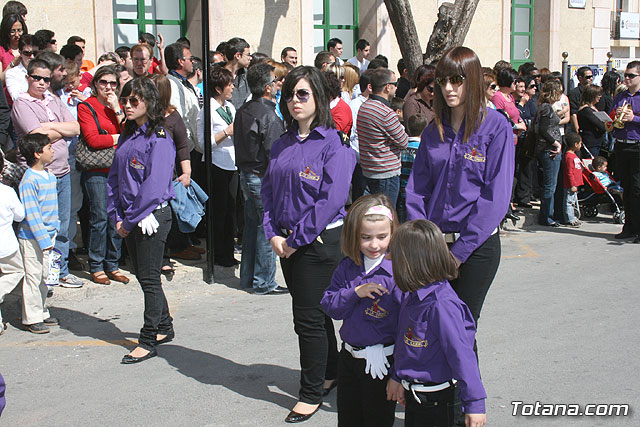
{"left": 601, "top": 71, "right": 621, "bottom": 97}
{"left": 0, "top": 14, "right": 26, "bottom": 50}
{"left": 120, "top": 77, "right": 165, "bottom": 138}
{"left": 280, "top": 66, "right": 334, "bottom": 130}
{"left": 433, "top": 46, "right": 486, "bottom": 143}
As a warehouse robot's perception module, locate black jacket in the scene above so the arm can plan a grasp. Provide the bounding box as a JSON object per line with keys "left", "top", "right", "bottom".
{"left": 233, "top": 97, "right": 284, "bottom": 175}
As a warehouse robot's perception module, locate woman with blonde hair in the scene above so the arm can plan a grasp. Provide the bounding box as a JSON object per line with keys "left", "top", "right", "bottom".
{"left": 343, "top": 63, "right": 360, "bottom": 100}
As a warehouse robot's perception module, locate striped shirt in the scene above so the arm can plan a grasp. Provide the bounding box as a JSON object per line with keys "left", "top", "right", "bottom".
{"left": 357, "top": 94, "right": 408, "bottom": 178}
{"left": 18, "top": 168, "right": 59, "bottom": 250}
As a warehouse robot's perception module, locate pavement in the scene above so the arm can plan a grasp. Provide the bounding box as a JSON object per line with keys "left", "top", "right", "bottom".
{"left": 0, "top": 207, "right": 638, "bottom": 426}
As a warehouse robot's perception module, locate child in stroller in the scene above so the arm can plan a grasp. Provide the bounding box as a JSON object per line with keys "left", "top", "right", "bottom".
{"left": 577, "top": 153, "right": 624, "bottom": 223}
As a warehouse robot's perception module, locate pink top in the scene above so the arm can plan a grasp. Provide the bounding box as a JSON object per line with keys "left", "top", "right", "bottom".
{"left": 0, "top": 46, "right": 15, "bottom": 70}
{"left": 491, "top": 92, "right": 521, "bottom": 126}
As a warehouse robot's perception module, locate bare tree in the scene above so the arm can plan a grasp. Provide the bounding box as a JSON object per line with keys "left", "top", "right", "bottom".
{"left": 384, "top": 0, "right": 480, "bottom": 76}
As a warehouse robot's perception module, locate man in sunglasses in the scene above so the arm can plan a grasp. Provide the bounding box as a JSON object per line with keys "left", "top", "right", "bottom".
{"left": 356, "top": 68, "right": 408, "bottom": 205}
{"left": 568, "top": 66, "right": 605, "bottom": 133}
{"left": 11, "top": 57, "right": 82, "bottom": 288}
{"left": 610, "top": 61, "right": 640, "bottom": 243}
{"left": 5, "top": 33, "right": 37, "bottom": 102}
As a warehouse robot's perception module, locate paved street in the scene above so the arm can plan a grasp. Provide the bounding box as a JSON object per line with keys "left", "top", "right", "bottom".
{"left": 0, "top": 209, "right": 638, "bottom": 426}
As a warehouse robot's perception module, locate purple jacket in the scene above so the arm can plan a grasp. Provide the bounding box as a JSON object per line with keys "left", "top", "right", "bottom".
{"left": 391, "top": 281, "right": 486, "bottom": 414}
{"left": 405, "top": 109, "right": 514, "bottom": 262}
{"left": 262, "top": 126, "right": 356, "bottom": 248}
{"left": 0, "top": 372, "right": 5, "bottom": 416}
{"left": 611, "top": 90, "right": 640, "bottom": 140}
{"left": 107, "top": 124, "right": 176, "bottom": 231}
{"left": 321, "top": 256, "right": 403, "bottom": 347}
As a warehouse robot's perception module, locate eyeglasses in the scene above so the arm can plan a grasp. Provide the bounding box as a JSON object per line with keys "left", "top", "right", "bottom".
{"left": 9, "top": 28, "right": 23, "bottom": 35}
{"left": 120, "top": 96, "right": 142, "bottom": 107}
{"left": 584, "top": 75, "right": 594, "bottom": 80}
{"left": 426, "top": 85, "right": 434, "bottom": 93}
{"left": 385, "top": 81, "right": 398, "bottom": 86}
{"left": 528, "top": 84, "right": 537, "bottom": 89}
{"left": 531, "top": 74, "right": 541, "bottom": 78}
{"left": 98, "top": 79, "right": 118, "bottom": 88}
{"left": 28, "top": 74, "right": 51, "bottom": 83}
{"left": 49, "top": 39, "right": 56, "bottom": 45}
{"left": 21, "top": 49, "right": 36, "bottom": 57}
{"left": 489, "top": 83, "right": 498, "bottom": 90}
{"left": 182, "top": 56, "right": 195, "bottom": 62}
{"left": 435, "top": 75, "right": 466, "bottom": 87}
{"left": 624, "top": 73, "right": 639, "bottom": 80}
{"left": 284, "top": 88, "right": 312, "bottom": 103}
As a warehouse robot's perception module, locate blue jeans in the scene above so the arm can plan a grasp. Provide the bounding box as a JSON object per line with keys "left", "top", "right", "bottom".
{"left": 537, "top": 150, "right": 561, "bottom": 225}
{"left": 239, "top": 171, "right": 277, "bottom": 293}
{"left": 564, "top": 188, "right": 579, "bottom": 222}
{"left": 364, "top": 175, "right": 400, "bottom": 205}
{"left": 82, "top": 171, "right": 122, "bottom": 273}
{"left": 54, "top": 173, "right": 71, "bottom": 277}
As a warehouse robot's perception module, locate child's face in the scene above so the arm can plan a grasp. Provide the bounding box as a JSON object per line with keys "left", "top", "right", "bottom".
{"left": 360, "top": 217, "right": 392, "bottom": 259}
{"left": 36, "top": 143, "right": 54, "bottom": 165}
{"left": 64, "top": 74, "right": 81, "bottom": 92}
{"left": 26, "top": 67, "right": 51, "bottom": 98}
{"left": 396, "top": 109, "right": 403, "bottom": 121}
{"left": 596, "top": 162, "right": 607, "bottom": 172}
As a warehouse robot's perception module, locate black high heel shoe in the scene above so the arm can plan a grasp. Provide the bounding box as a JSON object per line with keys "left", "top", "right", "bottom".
{"left": 285, "top": 404, "right": 321, "bottom": 423}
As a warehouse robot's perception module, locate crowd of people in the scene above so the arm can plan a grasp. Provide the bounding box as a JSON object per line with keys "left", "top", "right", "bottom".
{"left": 1, "top": 1, "right": 640, "bottom": 424}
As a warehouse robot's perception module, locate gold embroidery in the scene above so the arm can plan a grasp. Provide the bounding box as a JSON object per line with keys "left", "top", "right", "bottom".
{"left": 463, "top": 146, "right": 486, "bottom": 163}
{"left": 299, "top": 165, "right": 320, "bottom": 181}
{"left": 403, "top": 327, "right": 428, "bottom": 348}
{"left": 365, "top": 298, "right": 389, "bottom": 319}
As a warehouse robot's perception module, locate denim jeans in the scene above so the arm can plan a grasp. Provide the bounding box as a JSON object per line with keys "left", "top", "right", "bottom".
{"left": 82, "top": 171, "right": 123, "bottom": 273}
{"left": 564, "top": 188, "right": 578, "bottom": 222}
{"left": 239, "top": 171, "right": 277, "bottom": 293}
{"left": 364, "top": 175, "right": 400, "bottom": 205}
{"left": 54, "top": 173, "right": 71, "bottom": 277}
{"left": 125, "top": 206, "right": 173, "bottom": 351}
{"left": 68, "top": 156, "right": 83, "bottom": 250}
{"left": 537, "top": 150, "right": 561, "bottom": 225}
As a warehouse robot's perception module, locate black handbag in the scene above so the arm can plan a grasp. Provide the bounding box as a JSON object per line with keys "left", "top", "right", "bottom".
{"left": 75, "top": 101, "right": 116, "bottom": 170}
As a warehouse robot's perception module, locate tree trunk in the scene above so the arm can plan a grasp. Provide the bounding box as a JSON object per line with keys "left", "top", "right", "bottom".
{"left": 383, "top": 0, "right": 423, "bottom": 78}
{"left": 423, "top": 0, "right": 480, "bottom": 64}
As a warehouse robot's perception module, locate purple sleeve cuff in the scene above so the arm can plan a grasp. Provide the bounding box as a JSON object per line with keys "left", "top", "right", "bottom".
{"left": 462, "top": 398, "right": 486, "bottom": 414}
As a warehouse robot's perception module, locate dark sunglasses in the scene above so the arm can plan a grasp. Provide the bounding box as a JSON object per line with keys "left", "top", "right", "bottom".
{"left": 528, "top": 84, "right": 537, "bottom": 89}
{"left": 49, "top": 39, "right": 56, "bottom": 45}
{"left": 584, "top": 75, "right": 594, "bottom": 80}
{"left": 435, "top": 75, "right": 465, "bottom": 87}
{"left": 98, "top": 79, "right": 118, "bottom": 88}
{"left": 531, "top": 74, "right": 541, "bottom": 78}
{"left": 21, "top": 49, "right": 37, "bottom": 57}
{"left": 284, "top": 88, "right": 312, "bottom": 103}
{"left": 426, "top": 85, "right": 434, "bottom": 93}
{"left": 29, "top": 74, "right": 51, "bottom": 83}
{"left": 624, "top": 73, "right": 639, "bottom": 80}
{"left": 120, "top": 96, "right": 142, "bottom": 107}
{"left": 489, "top": 83, "right": 498, "bottom": 90}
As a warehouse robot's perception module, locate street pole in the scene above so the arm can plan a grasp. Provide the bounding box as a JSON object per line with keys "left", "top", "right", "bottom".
{"left": 561, "top": 51, "right": 569, "bottom": 95}
{"left": 201, "top": 0, "right": 215, "bottom": 284}
{"left": 606, "top": 51, "right": 613, "bottom": 72}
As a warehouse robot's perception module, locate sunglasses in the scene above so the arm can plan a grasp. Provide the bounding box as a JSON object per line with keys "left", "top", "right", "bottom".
{"left": 435, "top": 75, "right": 466, "bottom": 87}
{"left": 531, "top": 74, "right": 541, "bottom": 78}
{"left": 21, "top": 49, "right": 36, "bottom": 57}
{"left": 49, "top": 39, "right": 56, "bottom": 45}
{"left": 528, "top": 84, "right": 537, "bottom": 89}
{"left": 98, "top": 79, "right": 118, "bottom": 88}
{"left": 624, "top": 73, "right": 639, "bottom": 80}
{"left": 584, "top": 75, "right": 594, "bottom": 80}
{"left": 120, "top": 96, "right": 142, "bottom": 107}
{"left": 426, "top": 85, "right": 434, "bottom": 93}
{"left": 489, "top": 83, "right": 498, "bottom": 90}
{"left": 284, "top": 88, "right": 312, "bottom": 103}
{"left": 29, "top": 74, "right": 51, "bottom": 83}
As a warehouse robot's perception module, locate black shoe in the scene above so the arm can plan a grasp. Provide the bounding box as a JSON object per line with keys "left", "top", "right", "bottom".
{"left": 157, "top": 330, "right": 175, "bottom": 345}
{"left": 633, "top": 236, "right": 640, "bottom": 244}
{"left": 44, "top": 317, "right": 59, "bottom": 326}
{"left": 26, "top": 322, "right": 50, "bottom": 334}
{"left": 121, "top": 348, "right": 157, "bottom": 364}
{"left": 285, "top": 405, "right": 321, "bottom": 423}
{"left": 68, "top": 250, "right": 85, "bottom": 271}
{"left": 549, "top": 222, "right": 561, "bottom": 228}
{"left": 615, "top": 230, "right": 636, "bottom": 239}
{"left": 512, "top": 208, "right": 523, "bottom": 215}
{"left": 322, "top": 380, "right": 338, "bottom": 396}
{"left": 505, "top": 212, "right": 520, "bottom": 221}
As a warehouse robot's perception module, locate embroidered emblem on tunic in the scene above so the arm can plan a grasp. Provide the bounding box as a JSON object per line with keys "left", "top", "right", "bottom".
{"left": 365, "top": 298, "right": 389, "bottom": 319}
{"left": 130, "top": 157, "right": 145, "bottom": 170}
{"left": 463, "top": 146, "right": 486, "bottom": 163}
{"left": 404, "top": 327, "right": 428, "bottom": 348}
{"left": 299, "top": 165, "right": 320, "bottom": 181}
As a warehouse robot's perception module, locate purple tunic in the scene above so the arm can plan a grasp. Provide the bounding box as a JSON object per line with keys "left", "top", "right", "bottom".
{"left": 391, "top": 281, "right": 486, "bottom": 414}
{"left": 321, "top": 256, "right": 403, "bottom": 347}
{"left": 610, "top": 90, "right": 640, "bottom": 140}
{"left": 262, "top": 126, "right": 356, "bottom": 248}
{"left": 107, "top": 124, "right": 176, "bottom": 231}
{"left": 405, "top": 109, "right": 514, "bottom": 262}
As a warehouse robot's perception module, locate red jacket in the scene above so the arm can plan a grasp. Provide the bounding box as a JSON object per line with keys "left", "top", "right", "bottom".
{"left": 563, "top": 151, "right": 584, "bottom": 188}
{"left": 331, "top": 98, "right": 353, "bottom": 137}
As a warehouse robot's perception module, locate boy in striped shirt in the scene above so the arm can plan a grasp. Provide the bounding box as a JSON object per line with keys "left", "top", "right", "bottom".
{"left": 17, "top": 133, "right": 60, "bottom": 334}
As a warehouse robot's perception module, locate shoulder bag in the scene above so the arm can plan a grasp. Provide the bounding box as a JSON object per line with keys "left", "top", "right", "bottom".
{"left": 75, "top": 101, "right": 116, "bottom": 170}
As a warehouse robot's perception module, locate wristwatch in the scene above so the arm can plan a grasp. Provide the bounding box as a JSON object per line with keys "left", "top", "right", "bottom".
{"left": 114, "top": 109, "right": 124, "bottom": 115}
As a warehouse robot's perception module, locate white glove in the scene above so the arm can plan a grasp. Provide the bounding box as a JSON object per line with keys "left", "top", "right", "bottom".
{"left": 138, "top": 212, "right": 159, "bottom": 236}
{"left": 364, "top": 344, "right": 390, "bottom": 380}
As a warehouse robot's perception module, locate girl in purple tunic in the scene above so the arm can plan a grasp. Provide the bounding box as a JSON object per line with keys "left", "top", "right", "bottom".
{"left": 321, "top": 194, "right": 403, "bottom": 427}
{"left": 386, "top": 220, "right": 486, "bottom": 427}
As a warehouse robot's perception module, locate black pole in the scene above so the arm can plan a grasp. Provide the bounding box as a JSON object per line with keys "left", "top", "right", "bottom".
{"left": 607, "top": 51, "right": 613, "bottom": 72}
{"left": 561, "top": 51, "right": 569, "bottom": 95}
{"left": 201, "top": 0, "right": 215, "bottom": 284}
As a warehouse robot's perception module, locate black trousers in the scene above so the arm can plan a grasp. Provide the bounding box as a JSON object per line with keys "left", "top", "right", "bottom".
{"left": 404, "top": 385, "right": 463, "bottom": 427}
{"left": 211, "top": 164, "right": 238, "bottom": 263}
{"left": 125, "top": 206, "right": 173, "bottom": 351}
{"left": 280, "top": 227, "right": 342, "bottom": 404}
{"left": 337, "top": 347, "right": 396, "bottom": 427}
{"left": 514, "top": 147, "right": 536, "bottom": 204}
{"left": 615, "top": 142, "right": 640, "bottom": 234}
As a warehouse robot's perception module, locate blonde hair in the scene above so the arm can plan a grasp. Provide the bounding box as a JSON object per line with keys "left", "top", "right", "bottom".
{"left": 343, "top": 63, "right": 360, "bottom": 96}
{"left": 341, "top": 194, "right": 399, "bottom": 266}
{"left": 265, "top": 59, "right": 288, "bottom": 81}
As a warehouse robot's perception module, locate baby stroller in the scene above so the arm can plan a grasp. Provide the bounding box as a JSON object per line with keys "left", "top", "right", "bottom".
{"left": 577, "top": 154, "right": 624, "bottom": 224}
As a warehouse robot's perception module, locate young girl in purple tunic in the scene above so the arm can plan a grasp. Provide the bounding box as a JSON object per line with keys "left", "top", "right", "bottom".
{"left": 321, "top": 194, "right": 403, "bottom": 427}
{"left": 386, "top": 220, "right": 486, "bottom": 427}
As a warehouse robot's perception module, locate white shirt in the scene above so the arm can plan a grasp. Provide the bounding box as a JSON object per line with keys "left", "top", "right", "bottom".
{"left": 5, "top": 62, "right": 27, "bottom": 101}
{"left": 167, "top": 72, "right": 200, "bottom": 153}
{"left": 347, "top": 56, "right": 370, "bottom": 72}
{"left": 364, "top": 254, "right": 384, "bottom": 274}
{"left": 0, "top": 183, "right": 25, "bottom": 257}
{"left": 348, "top": 94, "right": 368, "bottom": 158}
{"left": 196, "top": 98, "right": 236, "bottom": 171}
